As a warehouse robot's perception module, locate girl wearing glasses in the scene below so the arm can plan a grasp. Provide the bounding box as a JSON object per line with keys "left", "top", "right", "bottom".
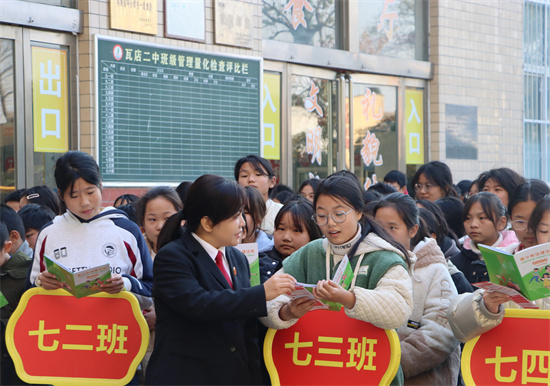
{"left": 261, "top": 175, "right": 413, "bottom": 383}
{"left": 507, "top": 180, "right": 550, "bottom": 252}
{"left": 411, "top": 161, "right": 459, "bottom": 202}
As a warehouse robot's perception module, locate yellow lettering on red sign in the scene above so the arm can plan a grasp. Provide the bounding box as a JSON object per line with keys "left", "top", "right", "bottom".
{"left": 283, "top": 332, "right": 380, "bottom": 371}
{"left": 28, "top": 320, "right": 130, "bottom": 354}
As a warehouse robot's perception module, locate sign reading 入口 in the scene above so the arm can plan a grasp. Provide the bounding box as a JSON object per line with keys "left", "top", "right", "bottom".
{"left": 405, "top": 89, "right": 424, "bottom": 165}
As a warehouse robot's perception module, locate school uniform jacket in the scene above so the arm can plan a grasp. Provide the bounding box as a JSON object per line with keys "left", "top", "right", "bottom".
{"left": 145, "top": 230, "right": 267, "bottom": 385}
{"left": 28, "top": 208, "right": 153, "bottom": 297}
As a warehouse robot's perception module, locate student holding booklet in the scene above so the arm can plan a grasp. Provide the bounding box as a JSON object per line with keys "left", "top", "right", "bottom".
{"left": 447, "top": 193, "right": 550, "bottom": 343}
{"left": 373, "top": 193, "right": 459, "bottom": 386}
{"left": 27, "top": 151, "right": 153, "bottom": 301}
{"left": 261, "top": 175, "right": 413, "bottom": 385}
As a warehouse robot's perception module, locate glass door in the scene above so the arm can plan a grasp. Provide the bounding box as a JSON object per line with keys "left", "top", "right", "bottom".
{"left": 0, "top": 26, "right": 20, "bottom": 202}
{"left": 0, "top": 25, "right": 76, "bottom": 202}
{"left": 289, "top": 65, "right": 339, "bottom": 190}
{"left": 347, "top": 75, "right": 399, "bottom": 190}
{"left": 264, "top": 62, "right": 427, "bottom": 192}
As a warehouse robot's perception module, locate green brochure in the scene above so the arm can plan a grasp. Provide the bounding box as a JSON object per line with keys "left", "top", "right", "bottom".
{"left": 235, "top": 243, "right": 260, "bottom": 286}
{"left": 0, "top": 290, "right": 8, "bottom": 308}
{"left": 479, "top": 242, "right": 550, "bottom": 301}
{"left": 44, "top": 255, "right": 112, "bottom": 299}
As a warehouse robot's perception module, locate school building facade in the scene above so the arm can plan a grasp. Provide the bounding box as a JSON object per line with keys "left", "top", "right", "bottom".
{"left": 0, "top": 0, "right": 548, "bottom": 202}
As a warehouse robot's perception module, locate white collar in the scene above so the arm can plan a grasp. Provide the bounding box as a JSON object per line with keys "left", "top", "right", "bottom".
{"left": 191, "top": 232, "right": 226, "bottom": 262}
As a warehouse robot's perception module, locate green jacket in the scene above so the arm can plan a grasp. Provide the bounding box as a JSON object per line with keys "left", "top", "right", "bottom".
{"left": 283, "top": 238, "right": 407, "bottom": 290}
{"left": 0, "top": 251, "right": 32, "bottom": 326}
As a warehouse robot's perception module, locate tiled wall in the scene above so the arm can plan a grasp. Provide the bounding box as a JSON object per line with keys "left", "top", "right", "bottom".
{"left": 77, "top": 0, "right": 262, "bottom": 177}
{"left": 429, "top": 0, "right": 524, "bottom": 182}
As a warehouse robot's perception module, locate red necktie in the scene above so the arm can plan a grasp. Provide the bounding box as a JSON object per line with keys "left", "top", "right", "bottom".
{"left": 215, "top": 251, "right": 233, "bottom": 289}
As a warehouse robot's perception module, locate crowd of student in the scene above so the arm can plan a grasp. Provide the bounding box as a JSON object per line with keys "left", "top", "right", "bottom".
{"left": 1, "top": 151, "right": 550, "bottom": 385}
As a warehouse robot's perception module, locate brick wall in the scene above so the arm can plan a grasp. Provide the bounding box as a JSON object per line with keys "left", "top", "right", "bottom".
{"left": 429, "top": 0, "right": 524, "bottom": 182}
{"left": 77, "top": 0, "right": 262, "bottom": 186}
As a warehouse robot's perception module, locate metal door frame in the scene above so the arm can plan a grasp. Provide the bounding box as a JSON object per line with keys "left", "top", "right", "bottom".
{"left": 263, "top": 60, "right": 428, "bottom": 187}
{"left": 0, "top": 25, "right": 77, "bottom": 188}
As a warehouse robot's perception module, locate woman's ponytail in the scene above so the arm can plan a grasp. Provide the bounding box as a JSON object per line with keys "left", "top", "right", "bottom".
{"left": 157, "top": 211, "right": 185, "bottom": 251}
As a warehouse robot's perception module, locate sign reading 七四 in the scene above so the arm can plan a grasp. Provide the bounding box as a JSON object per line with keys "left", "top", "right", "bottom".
{"left": 264, "top": 308, "right": 401, "bottom": 385}
{"left": 6, "top": 288, "right": 149, "bottom": 386}
{"left": 32, "top": 46, "right": 69, "bottom": 153}
{"left": 462, "top": 308, "right": 550, "bottom": 385}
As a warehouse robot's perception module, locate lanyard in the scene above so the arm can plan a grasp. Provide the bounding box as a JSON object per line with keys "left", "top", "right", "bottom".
{"left": 325, "top": 246, "right": 365, "bottom": 290}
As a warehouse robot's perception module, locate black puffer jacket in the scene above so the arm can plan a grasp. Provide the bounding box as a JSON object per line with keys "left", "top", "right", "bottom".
{"left": 451, "top": 247, "right": 488, "bottom": 286}
{"left": 259, "top": 248, "right": 284, "bottom": 283}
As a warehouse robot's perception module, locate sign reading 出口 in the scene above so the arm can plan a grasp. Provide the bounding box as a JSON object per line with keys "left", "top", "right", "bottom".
{"left": 32, "top": 46, "right": 69, "bottom": 153}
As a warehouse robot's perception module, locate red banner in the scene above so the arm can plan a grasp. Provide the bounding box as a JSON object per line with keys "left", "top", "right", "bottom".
{"left": 462, "top": 308, "right": 550, "bottom": 385}
{"left": 264, "top": 308, "right": 401, "bottom": 385}
{"left": 6, "top": 288, "right": 149, "bottom": 386}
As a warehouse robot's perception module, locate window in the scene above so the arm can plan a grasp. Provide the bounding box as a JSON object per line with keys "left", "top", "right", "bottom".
{"left": 524, "top": 0, "right": 549, "bottom": 181}
{"left": 0, "top": 39, "right": 16, "bottom": 200}
{"left": 290, "top": 74, "right": 338, "bottom": 187}
{"left": 356, "top": 0, "right": 427, "bottom": 61}
{"left": 263, "top": 0, "right": 340, "bottom": 48}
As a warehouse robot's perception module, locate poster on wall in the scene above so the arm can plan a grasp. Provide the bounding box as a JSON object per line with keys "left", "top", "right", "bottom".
{"left": 445, "top": 104, "right": 478, "bottom": 160}
{"left": 165, "top": 0, "right": 205, "bottom": 42}
{"left": 214, "top": 0, "right": 254, "bottom": 49}
{"left": 110, "top": 0, "right": 158, "bottom": 35}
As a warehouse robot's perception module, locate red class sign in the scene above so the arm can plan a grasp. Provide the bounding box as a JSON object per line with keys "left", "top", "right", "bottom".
{"left": 264, "top": 308, "right": 401, "bottom": 386}
{"left": 462, "top": 309, "right": 550, "bottom": 385}
{"left": 6, "top": 288, "right": 149, "bottom": 386}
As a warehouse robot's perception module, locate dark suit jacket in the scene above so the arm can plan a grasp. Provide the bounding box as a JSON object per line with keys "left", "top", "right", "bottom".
{"left": 145, "top": 230, "right": 267, "bottom": 385}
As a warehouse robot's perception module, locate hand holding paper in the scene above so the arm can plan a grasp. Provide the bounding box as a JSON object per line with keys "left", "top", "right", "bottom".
{"left": 39, "top": 271, "right": 67, "bottom": 291}
{"left": 313, "top": 280, "right": 356, "bottom": 309}
{"left": 285, "top": 255, "right": 355, "bottom": 313}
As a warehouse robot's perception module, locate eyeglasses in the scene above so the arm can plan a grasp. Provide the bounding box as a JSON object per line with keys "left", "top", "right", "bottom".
{"left": 511, "top": 220, "right": 528, "bottom": 231}
{"left": 414, "top": 183, "right": 436, "bottom": 192}
{"left": 312, "top": 209, "right": 354, "bottom": 226}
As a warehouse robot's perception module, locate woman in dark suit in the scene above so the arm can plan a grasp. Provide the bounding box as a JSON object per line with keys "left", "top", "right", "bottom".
{"left": 145, "top": 175, "right": 296, "bottom": 385}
